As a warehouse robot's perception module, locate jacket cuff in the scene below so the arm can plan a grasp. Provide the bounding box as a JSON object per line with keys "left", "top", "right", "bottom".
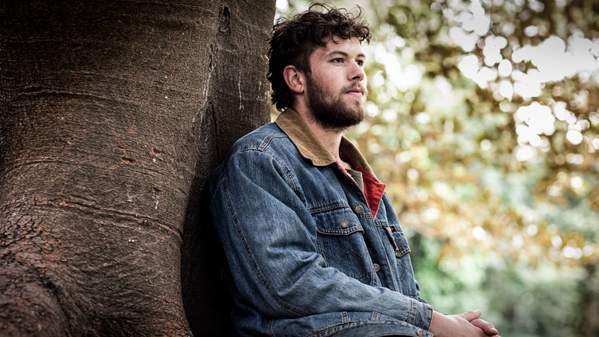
{"left": 410, "top": 298, "right": 433, "bottom": 331}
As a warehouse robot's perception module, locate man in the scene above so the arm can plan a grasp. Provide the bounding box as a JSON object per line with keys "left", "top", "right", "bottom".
{"left": 210, "top": 4, "right": 500, "bottom": 337}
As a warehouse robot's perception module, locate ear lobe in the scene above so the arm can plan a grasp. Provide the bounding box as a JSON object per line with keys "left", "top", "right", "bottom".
{"left": 283, "top": 65, "right": 304, "bottom": 94}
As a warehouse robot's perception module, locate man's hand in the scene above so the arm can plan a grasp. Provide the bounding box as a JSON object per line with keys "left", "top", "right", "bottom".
{"left": 429, "top": 310, "right": 500, "bottom": 337}
{"left": 462, "top": 311, "right": 499, "bottom": 336}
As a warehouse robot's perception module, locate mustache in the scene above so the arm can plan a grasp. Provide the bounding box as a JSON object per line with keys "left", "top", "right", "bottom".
{"left": 342, "top": 84, "right": 367, "bottom": 95}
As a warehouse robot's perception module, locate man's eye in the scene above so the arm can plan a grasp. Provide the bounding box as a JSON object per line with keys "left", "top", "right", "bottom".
{"left": 357, "top": 60, "right": 365, "bottom": 66}
{"left": 331, "top": 58, "right": 344, "bottom": 63}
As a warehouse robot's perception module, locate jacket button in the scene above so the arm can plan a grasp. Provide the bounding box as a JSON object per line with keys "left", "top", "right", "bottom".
{"left": 354, "top": 205, "right": 364, "bottom": 214}
{"left": 373, "top": 263, "right": 380, "bottom": 272}
{"left": 340, "top": 221, "right": 349, "bottom": 229}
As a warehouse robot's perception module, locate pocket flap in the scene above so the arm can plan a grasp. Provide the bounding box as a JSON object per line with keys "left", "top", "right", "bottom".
{"left": 375, "top": 220, "right": 411, "bottom": 257}
{"left": 313, "top": 208, "right": 364, "bottom": 235}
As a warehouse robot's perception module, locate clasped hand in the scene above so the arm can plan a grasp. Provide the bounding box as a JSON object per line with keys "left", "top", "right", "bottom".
{"left": 430, "top": 310, "right": 500, "bottom": 337}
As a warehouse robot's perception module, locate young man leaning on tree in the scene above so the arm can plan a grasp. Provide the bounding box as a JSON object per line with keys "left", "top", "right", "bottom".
{"left": 209, "top": 4, "right": 500, "bottom": 337}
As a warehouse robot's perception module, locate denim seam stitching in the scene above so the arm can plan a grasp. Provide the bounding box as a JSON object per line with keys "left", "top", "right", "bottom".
{"left": 359, "top": 205, "right": 397, "bottom": 290}
{"left": 253, "top": 134, "right": 289, "bottom": 152}
{"left": 311, "top": 319, "right": 419, "bottom": 337}
{"left": 309, "top": 201, "right": 349, "bottom": 214}
{"left": 315, "top": 223, "right": 364, "bottom": 236}
{"left": 271, "top": 154, "right": 303, "bottom": 197}
{"left": 241, "top": 148, "right": 305, "bottom": 201}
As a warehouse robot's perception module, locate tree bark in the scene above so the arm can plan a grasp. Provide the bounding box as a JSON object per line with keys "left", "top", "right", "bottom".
{"left": 179, "top": 1, "right": 275, "bottom": 336}
{"left": 0, "top": 1, "right": 274, "bottom": 336}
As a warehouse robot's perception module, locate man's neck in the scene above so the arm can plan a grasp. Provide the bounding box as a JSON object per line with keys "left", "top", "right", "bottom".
{"left": 293, "top": 102, "right": 345, "bottom": 162}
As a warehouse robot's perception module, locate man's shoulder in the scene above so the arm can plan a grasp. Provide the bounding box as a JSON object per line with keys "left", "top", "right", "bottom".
{"left": 209, "top": 122, "right": 299, "bottom": 192}
{"left": 228, "top": 122, "right": 293, "bottom": 157}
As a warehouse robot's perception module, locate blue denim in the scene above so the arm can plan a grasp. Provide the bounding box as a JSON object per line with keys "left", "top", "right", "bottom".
{"left": 209, "top": 122, "right": 433, "bottom": 337}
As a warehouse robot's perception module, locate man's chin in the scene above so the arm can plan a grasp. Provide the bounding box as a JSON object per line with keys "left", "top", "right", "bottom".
{"left": 307, "top": 98, "right": 364, "bottom": 129}
{"left": 312, "top": 115, "right": 361, "bottom": 130}
{"left": 321, "top": 116, "right": 363, "bottom": 130}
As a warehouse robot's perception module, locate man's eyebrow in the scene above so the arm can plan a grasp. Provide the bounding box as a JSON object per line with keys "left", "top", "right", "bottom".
{"left": 326, "top": 50, "right": 366, "bottom": 58}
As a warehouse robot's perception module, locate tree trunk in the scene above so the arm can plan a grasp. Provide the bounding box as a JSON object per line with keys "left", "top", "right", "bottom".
{"left": 0, "top": 1, "right": 274, "bottom": 336}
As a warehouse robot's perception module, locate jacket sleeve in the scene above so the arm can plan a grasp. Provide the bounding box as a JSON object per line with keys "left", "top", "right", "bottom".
{"left": 210, "top": 149, "right": 433, "bottom": 330}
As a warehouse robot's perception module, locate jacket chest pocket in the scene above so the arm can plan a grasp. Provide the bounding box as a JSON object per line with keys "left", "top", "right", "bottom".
{"left": 312, "top": 207, "right": 373, "bottom": 284}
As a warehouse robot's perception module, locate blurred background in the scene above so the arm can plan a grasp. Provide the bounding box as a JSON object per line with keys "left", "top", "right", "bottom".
{"left": 276, "top": 1, "right": 598, "bottom": 336}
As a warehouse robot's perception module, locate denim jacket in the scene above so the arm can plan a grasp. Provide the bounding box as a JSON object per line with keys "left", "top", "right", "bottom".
{"left": 210, "top": 109, "right": 433, "bottom": 337}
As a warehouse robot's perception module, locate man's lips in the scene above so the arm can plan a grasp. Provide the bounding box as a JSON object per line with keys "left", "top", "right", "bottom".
{"left": 345, "top": 87, "right": 365, "bottom": 96}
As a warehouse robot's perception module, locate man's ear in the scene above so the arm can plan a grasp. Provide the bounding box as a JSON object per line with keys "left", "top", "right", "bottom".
{"left": 283, "top": 65, "right": 305, "bottom": 94}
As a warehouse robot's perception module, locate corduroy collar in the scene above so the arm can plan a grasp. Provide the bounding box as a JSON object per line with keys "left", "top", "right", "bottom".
{"left": 274, "top": 108, "right": 376, "bottom": 175}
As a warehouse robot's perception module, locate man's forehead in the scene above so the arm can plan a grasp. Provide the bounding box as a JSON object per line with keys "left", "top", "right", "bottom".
{"left": 315, "top": 37, "right": 365, "bottom": 56}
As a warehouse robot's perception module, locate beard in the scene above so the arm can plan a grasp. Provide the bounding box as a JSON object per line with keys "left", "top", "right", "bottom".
{"left": 306, "top": 75, "right": 365, "bottom": 130}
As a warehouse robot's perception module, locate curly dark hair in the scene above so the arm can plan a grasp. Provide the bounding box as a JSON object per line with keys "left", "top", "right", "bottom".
{"left": 267, "top": 3, "right": 371, "bottom": 111}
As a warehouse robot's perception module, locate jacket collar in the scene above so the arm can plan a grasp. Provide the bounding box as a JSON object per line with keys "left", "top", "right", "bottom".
{"left": 274, "top": 108, "right": 376, "bottom": 176}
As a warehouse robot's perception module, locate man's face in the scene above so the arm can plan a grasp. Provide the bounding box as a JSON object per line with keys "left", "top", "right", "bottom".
{"left": 305, "top": 37, "right": 367, "bottom": 129}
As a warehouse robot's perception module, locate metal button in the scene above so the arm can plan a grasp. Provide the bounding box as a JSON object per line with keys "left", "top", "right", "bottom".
{"left": 354, "top": 205, "right": 364, "bottom": 214}
{"left": 373, "top": 263, "right": 380, "bottom": 272}
{"left": 340, "top": 221, "right": 349, "bottom": 229}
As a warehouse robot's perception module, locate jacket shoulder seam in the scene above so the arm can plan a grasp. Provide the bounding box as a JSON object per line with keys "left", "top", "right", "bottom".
{"left": 237, "top": 146, "right": 304, "bottom": 201}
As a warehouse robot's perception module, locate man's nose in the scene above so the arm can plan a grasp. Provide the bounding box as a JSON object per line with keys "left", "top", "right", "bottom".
{"left": 349, "top": 61, "right": 365, "bottom": 81}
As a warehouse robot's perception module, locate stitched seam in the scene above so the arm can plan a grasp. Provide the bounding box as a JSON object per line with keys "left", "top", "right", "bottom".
{"left": 248, "top": 133, "right": 288, "bottom": 152}
{"left": 393, "top": 231, "right": 412, "bottom": 256}
{"left": 240, "top": 148, "right": 306, "bottom": 202}
{"left": 257, "top": 135, "right": 275, "bottom": 151}
{"left": 312, "top": 208, "right": 363, "bottom": 235}
{"left": 309, "top": 201, "right": 349, "bottom": 214}
{"left": 315, "top": 224, "right": 364, "bottom": 235}
{"left": 374, "top": 220, "right": 412, "bottom": 256}
{"left": 311, "top": 319, "right": 420, "bottom": 337}
{"left": 367, "top": 214, "right": 399, "bottom": 290}
{"left": 271, "top": 155, "right": 303, "bottom": 197}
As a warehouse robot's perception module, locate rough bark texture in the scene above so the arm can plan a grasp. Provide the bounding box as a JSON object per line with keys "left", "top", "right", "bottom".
{"left": 0, "top": 1, "right": 274, "bottom": 336}
{"left": 179, "top": 1, "right": 275, "bottom": 336}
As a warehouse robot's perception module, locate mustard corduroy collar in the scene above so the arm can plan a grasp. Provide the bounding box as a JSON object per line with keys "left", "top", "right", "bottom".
{"left": 274, "top": 108, "right": 376, "bottom": 176}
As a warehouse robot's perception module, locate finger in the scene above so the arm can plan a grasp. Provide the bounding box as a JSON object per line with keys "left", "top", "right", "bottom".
{"left": 471, "top": 318, "right": 499, "bottom": 336}
{"left": 461, "top": 310, "right": 481, "bottom": 321}
{"left": 472, "top": 319, "right": 498, "bottom": 335}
